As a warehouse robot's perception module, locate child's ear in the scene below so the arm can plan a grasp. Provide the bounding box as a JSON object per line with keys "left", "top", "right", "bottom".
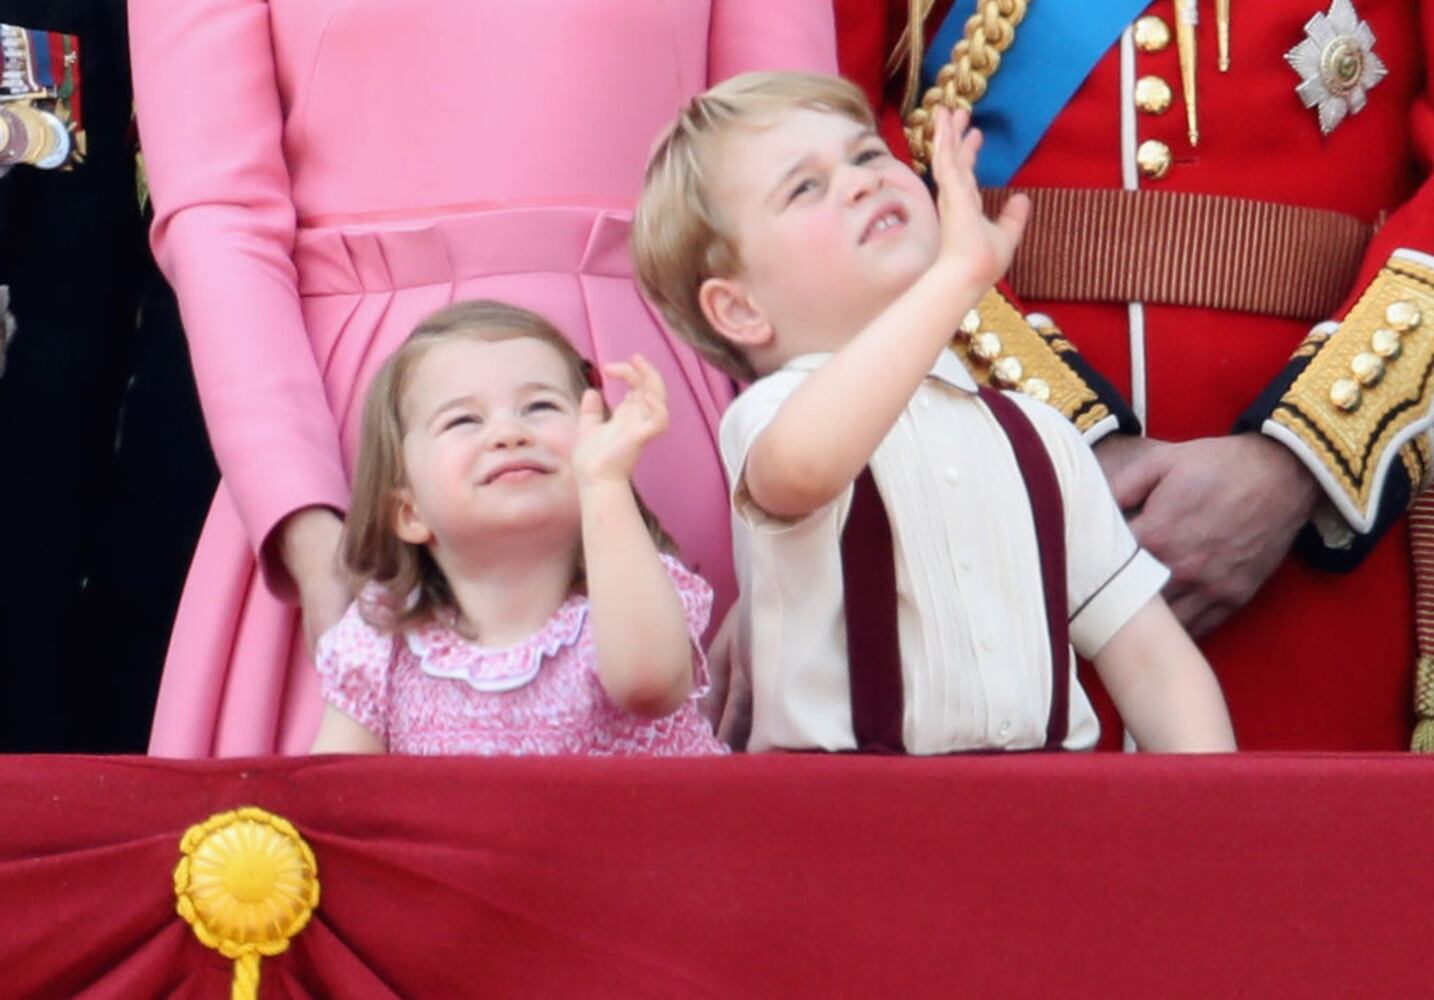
{"left": 392, "top": 488, "right": 433, "bottom": 546}
{"left": 699, "top": 275, "right": 774, "bottom": 349}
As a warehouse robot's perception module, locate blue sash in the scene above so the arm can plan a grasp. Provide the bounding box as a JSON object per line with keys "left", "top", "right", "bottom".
{"left": 921, "top": 2, "right": 1150, "bottom": 185}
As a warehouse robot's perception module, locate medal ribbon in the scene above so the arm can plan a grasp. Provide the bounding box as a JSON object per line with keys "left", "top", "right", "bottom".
{"left": 2, "top": 25, "right": 39, "bottom": 96}
{"left": 2, "top": 29, "right": 79, "bottom": 117}
{"left": 57, "top": 34, "right": 80, "bottom": 125}
{"left": 26, "top": 29, "right": 53, "bottom": 91}
{"left": 0, "top": 25, "right": 84, "bottom": 166}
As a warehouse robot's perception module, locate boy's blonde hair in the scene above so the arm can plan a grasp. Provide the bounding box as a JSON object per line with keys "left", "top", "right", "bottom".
{"left": 633, "top": 72, "right": 875, "bottom": 382}
{"left": 346, "top": 299, "right": 671, "bottom": 630}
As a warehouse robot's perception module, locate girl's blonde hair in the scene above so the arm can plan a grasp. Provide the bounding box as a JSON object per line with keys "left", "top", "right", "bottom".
{"left": 345, "top": 299, "right": 673, "bottom": 630}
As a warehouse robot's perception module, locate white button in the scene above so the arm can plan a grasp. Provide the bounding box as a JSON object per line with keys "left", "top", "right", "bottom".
{"left": 943, "top": 466, "right": 960, "bottom": 484}
{"left": 997, "top": 721, "right": 1012, "bottom": 738}
{"left": 958, "top": 557, "right": 974, "bottom": 571}
{"left": 978, "top": 636, "right": 994, "bottom": 653}
{"left": 920, "top": 396, "right": 931, "bottom": 410}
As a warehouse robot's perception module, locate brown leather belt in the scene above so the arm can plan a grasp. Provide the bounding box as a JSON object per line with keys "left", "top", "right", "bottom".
{"left": 981, "top": 187, "right": 1376, "bottom": 323}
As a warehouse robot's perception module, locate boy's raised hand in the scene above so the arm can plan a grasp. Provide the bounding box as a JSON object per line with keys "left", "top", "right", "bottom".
{"left": 930, "top": 106, "right": 1030, "bottom": 288}
{"left": 574, "top": 353, "right": 669, "bottom": 489}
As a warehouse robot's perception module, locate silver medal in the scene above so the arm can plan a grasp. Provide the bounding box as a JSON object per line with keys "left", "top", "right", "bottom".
{"left": 1285, "top": 0, "right": 1387, "bottom": 135}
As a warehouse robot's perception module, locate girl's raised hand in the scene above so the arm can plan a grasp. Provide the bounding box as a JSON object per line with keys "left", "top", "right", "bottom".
{"left": 573, "top": 353, "right": 669, "bottom": 489}
{"left": 930, "top": 105, "right": 1029, "bottom": 289}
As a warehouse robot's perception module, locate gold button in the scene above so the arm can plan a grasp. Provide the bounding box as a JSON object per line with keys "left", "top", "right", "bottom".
{"left": 1386, "top": 300, "right": 1422, "bottom": 332}
{"left": 972, "top": 332, "right": 1003, "bottom": 363}
{"left": 959, "top": 309, "right": 982, "bottom": 336}
{"left": 1134, "top": 15, "right": 1171, "bottom": 53}
{"left": 1134, "top": 76, "right": 1173, "bottom": 114}
{"left": 1330, "top": 378, "right": 1362, "bottom": 411}
{"left": 993, "top": 356, "right": 1023, "bottom": 386}
{"left": 1351, "top": 352, "right": 1384, "bottom": 386}
{"left": 1136, "top": 139, "right": 1172, "bottom": 180}
{"left": 1021, "top": 378, "right": 1051, "bottom": 402}
{"left": 1371, "top": 328, "right": 1402, "bottom": 359}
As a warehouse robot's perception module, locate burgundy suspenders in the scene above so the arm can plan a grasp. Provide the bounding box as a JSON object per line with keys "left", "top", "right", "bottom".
{"left": 841, "top": 467, "right": 907, "bottom": 753}
{"left": 839, "top": 387, "right": 1071, "bottom": 753}
{"left": 978, "top": 388, "right": 1071, "bottom": 750}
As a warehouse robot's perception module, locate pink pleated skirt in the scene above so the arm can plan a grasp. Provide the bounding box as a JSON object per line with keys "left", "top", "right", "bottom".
{"left": 149, "top": 206, "right": 736, "bottom": 757}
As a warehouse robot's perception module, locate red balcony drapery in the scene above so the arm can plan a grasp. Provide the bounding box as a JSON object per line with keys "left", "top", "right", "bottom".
{"left": 2, "top": 753, "right": 1431, "bottom": 998}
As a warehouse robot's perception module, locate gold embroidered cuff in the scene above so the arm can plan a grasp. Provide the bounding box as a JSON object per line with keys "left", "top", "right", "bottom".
{"left": 949, "top": 288, "right": 1113, "bottom": 436}
{"left": 1264, "top": 251, "right": 1434, "bottom": 532}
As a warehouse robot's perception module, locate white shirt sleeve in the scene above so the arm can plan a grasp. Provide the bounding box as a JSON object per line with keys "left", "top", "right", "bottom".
{"left": 717, "top": 369, "right": 811, "bottom": 530}
{"left": 1018, "top": 398, "right": 1170, "bottom": 657}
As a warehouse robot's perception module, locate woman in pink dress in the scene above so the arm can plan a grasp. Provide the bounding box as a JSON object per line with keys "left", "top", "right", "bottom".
{"left": 131, "top": 1, "right": 836, "bottom": 756}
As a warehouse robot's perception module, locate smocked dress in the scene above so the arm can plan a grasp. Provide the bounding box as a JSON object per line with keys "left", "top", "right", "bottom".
{"left": 318, "top": 557, "right": 726, "bottom": 755}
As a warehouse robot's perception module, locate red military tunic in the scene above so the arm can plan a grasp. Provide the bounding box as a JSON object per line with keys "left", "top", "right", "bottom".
{"left": 837, "top": 0, "right": 1431, "bottom": 750}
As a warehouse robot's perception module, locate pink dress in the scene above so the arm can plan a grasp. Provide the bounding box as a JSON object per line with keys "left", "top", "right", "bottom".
{"left": 130, "top": 1, "right": 836, "bottom": 756}
{"left": 318, "top": 557, "right": 726, "bottom": 756}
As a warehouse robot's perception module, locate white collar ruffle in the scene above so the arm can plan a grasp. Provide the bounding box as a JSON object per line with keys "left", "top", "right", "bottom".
{"left": 404, "top": 596, "right": 588, "bottom": 692}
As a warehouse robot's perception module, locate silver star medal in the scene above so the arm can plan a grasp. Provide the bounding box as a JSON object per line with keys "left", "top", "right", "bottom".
{"left": 1286, "top": 0, "right": 1387, "bottom": 135}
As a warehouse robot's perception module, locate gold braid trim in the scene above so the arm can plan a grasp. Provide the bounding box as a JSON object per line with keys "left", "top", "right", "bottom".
{"left": 949, "top": 288, "right": 1110, "bottom": 434}
{"left": 904, "top": 0, "right": 1030, "bottom": 172}
{"left": 1269, "top": 255, "right": 1434, "bottom": 524}
{"left": 1412, "top": 489, "right": 1434, "bottom": 751}
{"left": 1413, "top": 654, "right": 1434, "bottom": 751}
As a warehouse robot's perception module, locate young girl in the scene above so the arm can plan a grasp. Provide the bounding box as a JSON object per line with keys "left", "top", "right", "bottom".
{"left": 309, "top": 300, "right": 725, "bottom": 756}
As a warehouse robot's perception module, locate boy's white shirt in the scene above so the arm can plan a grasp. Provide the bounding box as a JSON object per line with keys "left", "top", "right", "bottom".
{"left": 720, "top": 348, "right": 1170, "bottom": 754}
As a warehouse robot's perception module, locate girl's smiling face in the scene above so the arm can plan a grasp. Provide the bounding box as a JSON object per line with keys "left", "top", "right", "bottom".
{"left": 393, "top": 334, "right": 584, "bottom": 558}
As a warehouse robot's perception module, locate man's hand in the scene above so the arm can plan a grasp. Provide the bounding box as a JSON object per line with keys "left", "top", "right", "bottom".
{"left": 1093, "top": 433, "right": 1161, "bottom": 500}
{"left": 1107, "top": 433, "right": 1321, "bottom": 638}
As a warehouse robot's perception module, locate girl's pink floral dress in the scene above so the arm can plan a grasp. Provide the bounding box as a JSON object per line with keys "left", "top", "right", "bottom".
{"left": 316, "top": 556, "right": 726, "bottom": 756}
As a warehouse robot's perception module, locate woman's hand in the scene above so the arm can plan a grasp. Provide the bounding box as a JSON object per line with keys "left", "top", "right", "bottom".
{"left": 277, "top": 506, "right": 352, "bottom": 656}
{"left": 703, "top": 606, "right": 753, "bottom": 750}
{"left": 573, "top": 354, "right": 669, "bottom": 489}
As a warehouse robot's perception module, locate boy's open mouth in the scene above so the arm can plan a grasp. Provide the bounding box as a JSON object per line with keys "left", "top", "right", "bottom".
{"left": 859, "top": 203, "right": 908, "bottom": 244}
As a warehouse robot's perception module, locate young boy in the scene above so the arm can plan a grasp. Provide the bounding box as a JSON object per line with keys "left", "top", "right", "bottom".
{"left": 633, "top": 72, "right": 1235, "bottom": 754}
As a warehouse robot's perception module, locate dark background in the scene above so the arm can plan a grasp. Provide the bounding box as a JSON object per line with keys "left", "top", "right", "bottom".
{"left": 0, "top": 0, "right": 215, "bottom": 751}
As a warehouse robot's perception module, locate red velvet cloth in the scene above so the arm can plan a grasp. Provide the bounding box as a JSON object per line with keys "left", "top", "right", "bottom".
{"left": 3, "top": 754, "right": 1432, "bottom": 998}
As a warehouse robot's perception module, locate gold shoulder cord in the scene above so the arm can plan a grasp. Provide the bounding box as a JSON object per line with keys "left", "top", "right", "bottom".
{"left": 902, "top": 0, "right": 1030, "bottom": 172}
{"left": 890, "top": 2, "right": 1114, "bottom": 434}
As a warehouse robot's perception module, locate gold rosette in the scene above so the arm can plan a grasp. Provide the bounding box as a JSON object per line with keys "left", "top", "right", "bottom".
{"left": 174, "top": 807, "right": 320, "bottom": 1000}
